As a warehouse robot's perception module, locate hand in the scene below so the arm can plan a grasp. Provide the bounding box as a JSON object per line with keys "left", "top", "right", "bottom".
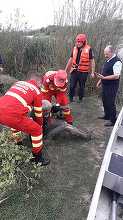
{"left": 95, "top": 72, "right": 104, "bottom": 79}
{"left": 96, "top": 81, "right": 101, "bottom": 88}
{"left": 90, "top": 73, "right": 95, "bottom": 78}
{"left": 70, "top": 67, "right": 77, "bottom": 73}
{"left": 0, "top": 67, "right": 3, "bottom": 72}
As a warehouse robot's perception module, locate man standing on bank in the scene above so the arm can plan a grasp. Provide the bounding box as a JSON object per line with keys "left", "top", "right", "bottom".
{"left": 96, "top": 45, "right": 122, "bottom": 127}
{"left": 65, "top": 33, "right": 95, "bottom": 102}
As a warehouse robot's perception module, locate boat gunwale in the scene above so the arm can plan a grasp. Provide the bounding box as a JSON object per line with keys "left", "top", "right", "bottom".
{"left": 87, "top": 107, "right": 123, "bottom": 220}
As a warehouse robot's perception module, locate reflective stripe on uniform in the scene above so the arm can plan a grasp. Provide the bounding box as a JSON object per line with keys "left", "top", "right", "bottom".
{"left": 35, "top": 112, "right": 43, "bottom": 117}
{"left": 41, "top": 87, "right": 49, "bottom": 92}
{"left": 41, "top": 85, "right": 49, "bottom": 92}
{"left": 11, "top": 128, "right": 17, "bottom": 132}
{"left": 34, "top": 106, "right": 42, "bottom": 111}
{"left": 31, "top": 134, "right": 43, "bottom": 141}
{"left": 5, "top": 91, "right": 32, "bottom": 111}
{"left": 63, "top": 110, "right": 70, "bottom": 115}
{"left": 58, "top": 88, "right": 67, "bottom": 92}
{"left": 34, "top": 106, "right": 42, "bottom": 117}
{"left": 32, "top": 141, "right": 43, "bottom": 148}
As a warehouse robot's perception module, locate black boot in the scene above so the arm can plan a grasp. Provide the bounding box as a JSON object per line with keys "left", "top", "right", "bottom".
{"left": 30, "top": 152, "right": 50, "bottom": 166}
{"left": 69, "top": 97, "right": 74, "bottom": 102}
{"left": 78, "top": 96, "right": 83, "bottom": 102}
{"left": 98, "top": 116, "right": 110, "bottom": 120}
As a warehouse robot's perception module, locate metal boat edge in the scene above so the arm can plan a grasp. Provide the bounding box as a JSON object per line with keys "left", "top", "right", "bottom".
{"left": 87, "top": 107, "right": 123, "bottom": 220}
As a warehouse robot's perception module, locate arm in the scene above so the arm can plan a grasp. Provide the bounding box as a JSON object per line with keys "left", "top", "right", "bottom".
{"left": 96, "top": 79, "right": 101, "bottom": 88}
{"left": 96, "top": 73, "right": 120, "bottom": 80}
{"left": 103, "top": 75, "right": 120, "bottom": 80}
{"left": 0, "top": 67, "right": 3, "bottom": 72}
{"left": 96, "top": 61, "right": 122, "bottom": 80}
{"left": 33, "top": 93, "right": 43, "bottom": 126}
{"left": 90, "top": 58, "right": 95, "bottom": 78}
{"left": 65, "top": 57, "right": 73, "bottom": 74}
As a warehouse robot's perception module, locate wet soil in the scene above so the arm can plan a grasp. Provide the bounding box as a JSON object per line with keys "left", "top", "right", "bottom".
{"left": 0, "top": 96, "right": 113, "bottom": 220}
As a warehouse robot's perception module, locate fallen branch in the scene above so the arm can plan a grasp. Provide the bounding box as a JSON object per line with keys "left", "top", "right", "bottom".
{"left": 0, "top": 192, "right": 15, "bottom": 205}
{"left": 0, "top": 196, "right": 11, "bottom": 205}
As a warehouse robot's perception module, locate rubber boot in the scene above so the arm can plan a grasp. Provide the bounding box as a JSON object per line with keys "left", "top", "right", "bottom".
{"left": 30, "top": 151, "right": 50, "bottom": 166}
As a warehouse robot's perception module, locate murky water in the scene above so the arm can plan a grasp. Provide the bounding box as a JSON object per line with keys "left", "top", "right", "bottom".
{"left": 0, "top": 96, "right": 113, "bottom": 220}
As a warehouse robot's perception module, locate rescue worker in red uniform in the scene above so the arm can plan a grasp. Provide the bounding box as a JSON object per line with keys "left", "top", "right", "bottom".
{"left": 0, "top": 71, "right": 50, "bottom": 166}
{"left": 41, "top": 70, "right": 73, "bottom": 124}
{"left": 65, "top": 33, "right": 95, "bottom": 102}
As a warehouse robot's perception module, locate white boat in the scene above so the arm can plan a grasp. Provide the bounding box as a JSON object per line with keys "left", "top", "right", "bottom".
{"left": 87, "top": 107, "right": 123, "bottom": 220}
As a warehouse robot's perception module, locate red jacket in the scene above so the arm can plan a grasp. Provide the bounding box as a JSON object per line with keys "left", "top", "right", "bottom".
{"left": 4, "top": 79, "right": 43, "bottom": 125}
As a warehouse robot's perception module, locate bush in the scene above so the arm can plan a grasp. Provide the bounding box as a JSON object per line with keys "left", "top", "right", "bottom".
{"left": 0, "top": 74, "right": 17, "bottom": 94}
{"left": 0, "top": 129, "right": 31, "bottom": 193}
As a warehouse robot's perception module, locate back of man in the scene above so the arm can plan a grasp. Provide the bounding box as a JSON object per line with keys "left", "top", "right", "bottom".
{"left": 0, "top": 79, "right": 42, "bottom": 125}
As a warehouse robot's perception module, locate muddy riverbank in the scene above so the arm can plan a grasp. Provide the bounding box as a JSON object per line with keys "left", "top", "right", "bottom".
{"left": 0, "top": 96, "right": 114, "bottom": 220}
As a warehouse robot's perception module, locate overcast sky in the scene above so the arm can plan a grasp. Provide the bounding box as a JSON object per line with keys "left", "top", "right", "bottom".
{"left": 0, "top": 0, "right": 79, "bottom": 29}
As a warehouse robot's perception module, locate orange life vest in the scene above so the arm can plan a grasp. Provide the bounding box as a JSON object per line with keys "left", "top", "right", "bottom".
{"left": 72, "top": 44, "right": 91, "bottom": 72}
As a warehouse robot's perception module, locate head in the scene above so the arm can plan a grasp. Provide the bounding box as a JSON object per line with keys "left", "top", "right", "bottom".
{"left": 42, "top": 99, "right": 52, "bottom": 113}
{"left": 104, "top": 45, "right": 114, "bottom": 60}
{"left": 26, "top": 70, "right": 42, "bottom": 88}
{"left": 54, "top": 70, "right": 67, "bottom": 87}
{"left": 75, "top": 34, "right": 87, "bottom": 48}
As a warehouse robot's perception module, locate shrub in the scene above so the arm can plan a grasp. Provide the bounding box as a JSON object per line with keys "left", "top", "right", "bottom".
{"left": 0, "top": 129, "right": 31, "bottom": 193}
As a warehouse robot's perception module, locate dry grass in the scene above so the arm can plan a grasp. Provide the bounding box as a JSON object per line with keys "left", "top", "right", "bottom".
{"left": 0, "top": 74, "right": 17, "bottom": 85}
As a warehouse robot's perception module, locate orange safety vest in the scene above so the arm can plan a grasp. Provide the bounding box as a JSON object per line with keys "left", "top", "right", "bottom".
{"left": 72, "top": 44, "right": 91, "bottom": 72}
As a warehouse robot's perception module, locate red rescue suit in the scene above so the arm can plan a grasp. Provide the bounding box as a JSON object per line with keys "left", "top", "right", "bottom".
{"left": 41, "top": 71, "right": 73, "bottom": 124}
{"left": 72, "top": 44, "right": 91, "bottom": 72}
{"left": 0, "top": 80, "right": 43, "bottom": 155}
